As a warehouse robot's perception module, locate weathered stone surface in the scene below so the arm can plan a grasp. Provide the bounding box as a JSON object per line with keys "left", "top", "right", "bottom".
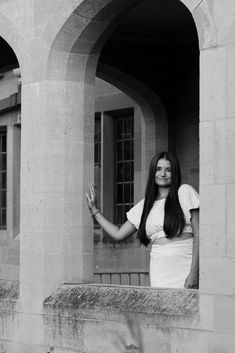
{"left": 0, "top": 280, "right": 19, "bottom": 300}
{"left": 200, "top": 121, "right": 215, "bottom": 185}
{"left": 200, "top": 184, "right": 226, "bottom": 257}
{"left": 171, "top": 328, "right": 209, "bottom": 353}
{"left": 211, "top": 0, "right": 235, "bottom": 46}
{"left": 200, "top": 46, "right": 226, "bottom": 122}
{"left": 214, "top": 296, "right": 235, "bottom": 334}
{"left": 200, "top": 257, "right": 235, "bottom": 295}
{"left": 192, "top": 0, "right": 217, "bottom": 49}
{"left": 215, "top": 119, "right": 235, "bottom": 183}
{"left": 43, "top": 285, "right": 199, "bottom": 352}
{"left": 208, "top": 332, "right": 235, "bottom": 353}
{"left": 44, "top": 284, "right": 199, "bottom": 316}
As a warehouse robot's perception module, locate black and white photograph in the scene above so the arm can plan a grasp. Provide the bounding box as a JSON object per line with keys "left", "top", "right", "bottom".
{"left": 0, "top": 0, "right": 233, "bottom": 352}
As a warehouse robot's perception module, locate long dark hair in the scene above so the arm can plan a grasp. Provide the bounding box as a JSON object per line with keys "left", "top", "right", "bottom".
{"left": 137, "top": 152, "right": 185, "bottom": 246}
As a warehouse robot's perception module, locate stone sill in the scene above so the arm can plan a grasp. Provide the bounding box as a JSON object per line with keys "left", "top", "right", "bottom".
{"left": 0, "top": 280, "right": 19, "bottom": 311}
{"left": 0, "top": 280, "right": 19, "bottom": 300}
{"left": 44, "top": 284, "right": 199, "bottom": 326}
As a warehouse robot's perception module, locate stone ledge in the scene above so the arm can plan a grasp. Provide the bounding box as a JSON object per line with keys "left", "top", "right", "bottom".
{"left": 0, "top": 280, "right": 19, "bottom": 300}
{"left": 0, "top": 280, "right": 19, "bottom": 312}
{"left": 44, "top": 284, "right": 199, "bottom": 317}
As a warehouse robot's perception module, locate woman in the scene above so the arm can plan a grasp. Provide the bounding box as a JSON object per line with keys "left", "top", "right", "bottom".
{"left": 86, "top": 151, "right": 199, "bottom": 289}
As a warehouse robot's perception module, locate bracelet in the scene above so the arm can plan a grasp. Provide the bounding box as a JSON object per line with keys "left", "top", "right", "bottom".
{"left": 91, "top": 209, "right": 100, "bottom": 217}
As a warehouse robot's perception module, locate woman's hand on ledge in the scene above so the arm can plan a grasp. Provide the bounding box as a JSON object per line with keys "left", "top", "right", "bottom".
{"left": 184, "top": 271, "right": 199, "bottom": 289}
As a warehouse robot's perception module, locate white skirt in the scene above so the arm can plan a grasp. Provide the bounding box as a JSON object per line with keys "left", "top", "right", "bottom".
{"left": 150, "top": 238, "right": 193, "bottom": 288}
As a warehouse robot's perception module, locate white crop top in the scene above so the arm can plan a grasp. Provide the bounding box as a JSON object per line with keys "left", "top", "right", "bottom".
{"left": 126, "top": 184, "right": 199, "bottom": 242}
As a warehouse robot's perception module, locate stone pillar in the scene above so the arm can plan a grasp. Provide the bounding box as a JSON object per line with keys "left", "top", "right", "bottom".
{"left": 16, "top": 0, "right": 141, "bottom": 315}
{"left": 196, "top": 1, "right": 235, "bottom": 298}
{"left": 20, "top": 64, "right": 95, "bottom": 312}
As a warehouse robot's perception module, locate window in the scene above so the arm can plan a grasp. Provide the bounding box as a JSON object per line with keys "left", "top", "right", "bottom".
{"left": 94, "top": 113, "right": 101, "bottom": 230}
{"left": 115, "top": 114, "right": 134, "bottom": 225}
{"left": 0, "top": 128, "right": 7, "bottom": 229}
{"left": 93, "top": 109, "right": 134, "bottom": 228}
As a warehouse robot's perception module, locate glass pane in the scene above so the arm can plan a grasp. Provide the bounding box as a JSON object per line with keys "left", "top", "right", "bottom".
{"left": 1, "top": 134, "right": 6, "bottom": 152}
{"left": 116, "top": 162, "right": 123, "bottom": 182}
{"left": 0, "top": 155, "right": 6, "bottom": 171}
{"left": 3, "top": 154, "right": 6, "bottom": 171}
{"left": 95, "top": 144, "right": 98, "bottom": 164}
{"left": 124, "top": 162, "right": 130, "bottom": 181}
{"left": 131, "top": 118, "right": 134, "bottom": 138}
{"left": 116, "top": 184, "right": 123, "bottom": 204}
{"left": 94, "top": 165, "right": 101, "bottom": 185}
{"left": 116, "top": 205, "right": 123, "bottom": 225}
{"left": 130, "top": 182, "right": 134, "bottom": 202}
{"left": 1, "top": 190, "right": 6, "bottom": 207}
{"left": 124, "top": 141, "right": 130, "bottom": 160}
{"left": 124, "top": 183, "right": 130, "bottom": 203}
{"left": 116, "top": 119, "right": 123, "bottom": 140}
{"left": 1, "top": 172, "right": 6, "bottom": 189}
{"left": 124, "top": 118, "right": 131, "bottom": 139}
{"left": 117, "top": 142, "right": 123, "bottom": 161}
{"left": 130, "top": 161, "right": 134, "bottom": 180}
{"left": 1, "top": 208, "right": 6, "bottom": 227}
{"left": 95, "top": 119, "right": 101, "bottom": 143}
{"left": 130, "top": 141, "right": 134, "bottom": 160}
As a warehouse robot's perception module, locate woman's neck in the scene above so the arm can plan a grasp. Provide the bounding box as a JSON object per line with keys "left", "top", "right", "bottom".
{"left": 157, "top": 187, "right": 170, "bottom": 199}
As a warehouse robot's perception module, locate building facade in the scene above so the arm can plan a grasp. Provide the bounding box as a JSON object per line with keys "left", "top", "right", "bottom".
{"left": 0, "top": 0, "right": 234, "bottom": 352}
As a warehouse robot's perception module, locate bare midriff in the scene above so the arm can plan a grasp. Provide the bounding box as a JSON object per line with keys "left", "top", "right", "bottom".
{"left": 152, "top": 232, "right": 193, "bottom": 246}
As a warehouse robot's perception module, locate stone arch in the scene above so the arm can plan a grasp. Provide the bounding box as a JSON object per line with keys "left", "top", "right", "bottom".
{"left": 179, "top": 0, "right": 217, "bottom": 49}
{"left": 96, "top": 63, "right": 168, "bottom": 175}
{"left": 18, "top": 0, "right": 203, "bottom": 296}
{"left": 43, "top": 0, "right": 219, "bottom": 82}
{"left": 0, "top": 12, "right": 23, "bottom": 70}
{"left": 46, "top": 0, "right": 142, "bottom": 81}
{"left": 45, "top": 0, "right": 216, "bottom": 56}
{"left": 43, "top": 0, "right": 202, "bottom": 285}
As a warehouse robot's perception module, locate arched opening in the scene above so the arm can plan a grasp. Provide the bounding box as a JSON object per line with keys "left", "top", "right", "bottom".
{"left": 39, "top": 0, "right": 200, "bottom": 289}
{"left": 0, "top": 36, "right": 20, "bottom": 280}
{"left": 93, "top": 0, "right": 199, "bottom": 285}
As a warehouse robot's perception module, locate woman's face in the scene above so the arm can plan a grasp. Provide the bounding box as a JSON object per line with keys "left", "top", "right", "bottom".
{"left": 155, "top": 158, "right": 172, "bottom": 187}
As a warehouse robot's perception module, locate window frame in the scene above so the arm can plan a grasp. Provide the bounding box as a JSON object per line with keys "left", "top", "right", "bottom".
{"left": 0, "top": 127, "right": 7, "bottom": 230}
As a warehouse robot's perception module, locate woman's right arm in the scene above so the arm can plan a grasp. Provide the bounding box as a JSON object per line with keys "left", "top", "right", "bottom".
{"left": 86, "top": 185, "right": 137, "bottom": 241}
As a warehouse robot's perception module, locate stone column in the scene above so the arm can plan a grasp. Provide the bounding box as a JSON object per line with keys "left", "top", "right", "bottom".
{"left": 194, "top": 1, "right": 235, "bottom": 298}
{"left": 19, "top": 56, "right": 95, "bottom": 312}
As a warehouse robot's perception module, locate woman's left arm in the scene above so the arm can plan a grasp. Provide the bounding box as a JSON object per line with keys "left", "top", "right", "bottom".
{"left": 184, "top": 208, "right": 199, "bottom": 289}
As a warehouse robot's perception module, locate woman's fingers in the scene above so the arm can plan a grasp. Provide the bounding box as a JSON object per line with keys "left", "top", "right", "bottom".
{"left": 88, "top": 184, "right": 93, "bottom": 197}
{"left": 89, "top": 184, "right": 96, "bottom": 200}
{"left": 86, "top": 185, "right": 97, "bottom": 207}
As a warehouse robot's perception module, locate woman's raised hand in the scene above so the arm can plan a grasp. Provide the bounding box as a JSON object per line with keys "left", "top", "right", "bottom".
{"left": 86, "top": 184, "right": 136, "bottom": 241}
{"left": 86, "top": 184, "right": 98, "bottom": 212}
